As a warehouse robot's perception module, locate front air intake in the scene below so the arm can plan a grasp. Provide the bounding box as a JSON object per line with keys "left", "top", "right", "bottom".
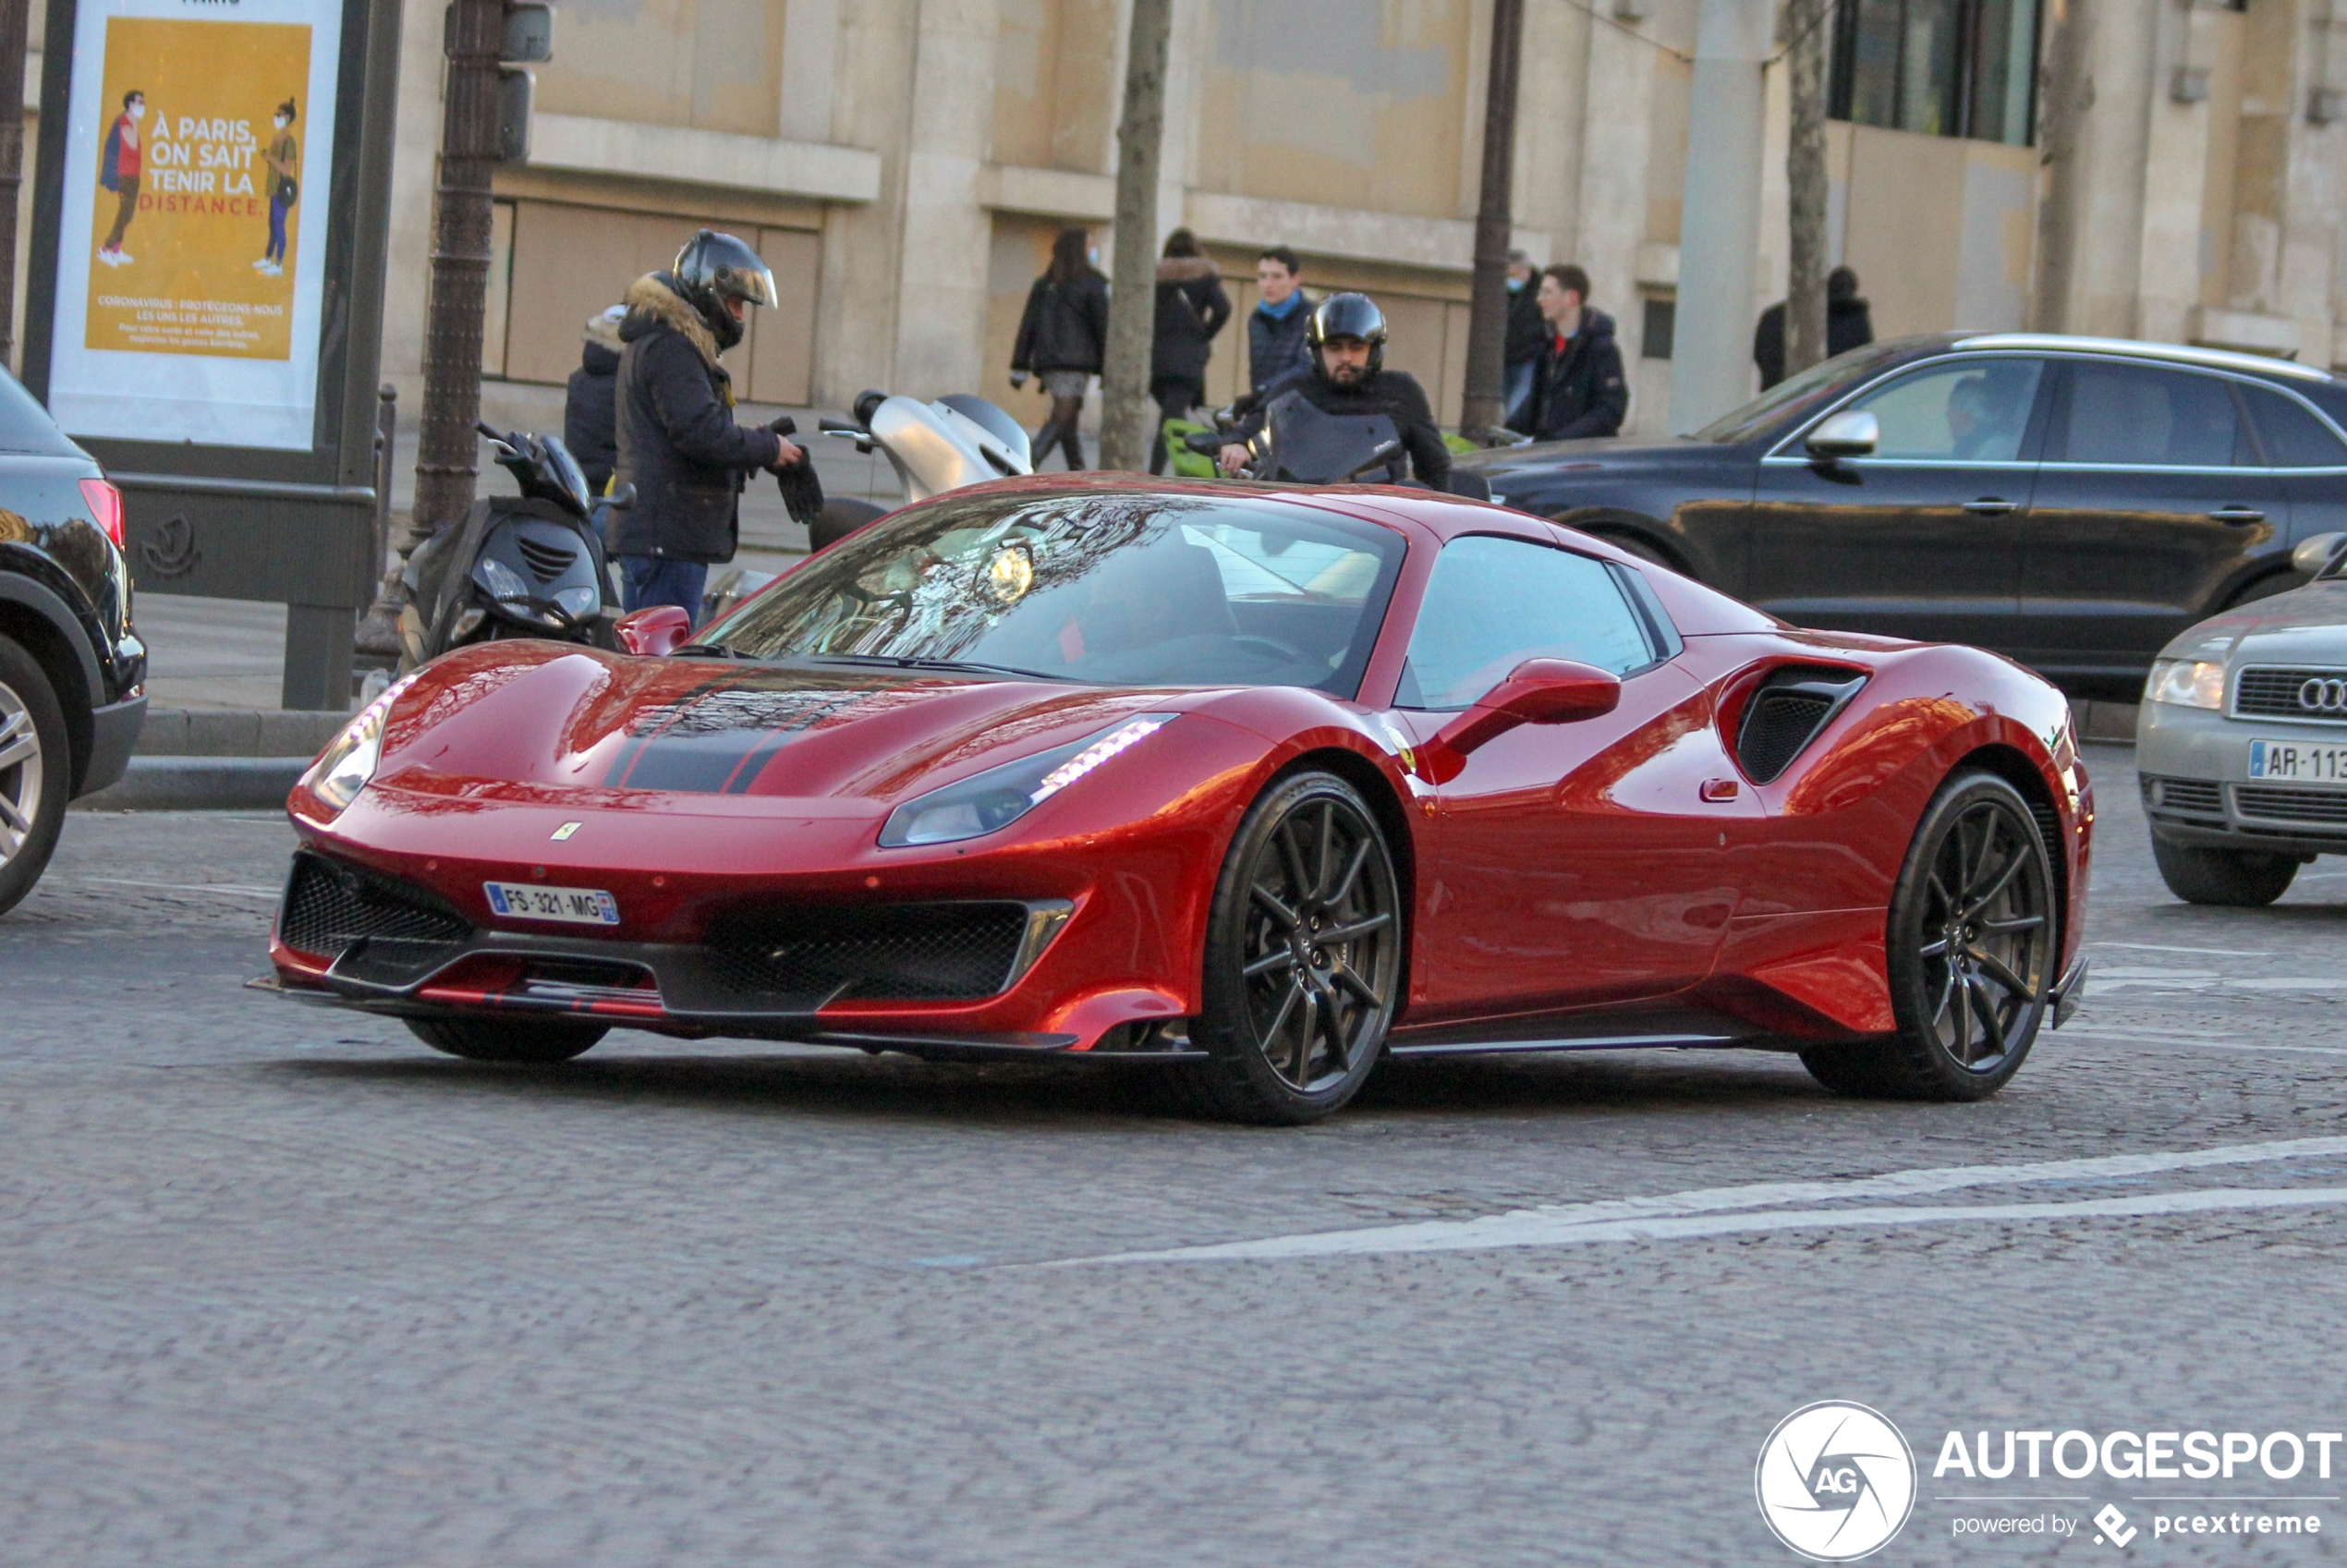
{"left": 1735, "top": 667, "right": 1869, "bottom": 784}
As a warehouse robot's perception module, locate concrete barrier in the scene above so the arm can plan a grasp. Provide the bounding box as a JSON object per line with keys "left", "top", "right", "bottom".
{"left": 76, "top": 756, "right": 309, "bottom": 811}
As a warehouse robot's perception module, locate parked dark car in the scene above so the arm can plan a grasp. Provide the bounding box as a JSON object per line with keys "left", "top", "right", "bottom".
{"left": 1460, "top": 334, "right": 2347, "bottom": 699}
{"left": 0, "top": 367, "right": 145, "bottom": 914}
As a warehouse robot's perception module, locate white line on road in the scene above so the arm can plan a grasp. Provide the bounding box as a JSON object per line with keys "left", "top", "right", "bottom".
{"left": 2093, "top": 941, "right": 2273, "bottom": 957}
{"left": 1057, "top": 1136, "right": 2347, "bottom": 1265}
{"left": 78, "top": 878, "right": 280, "bottom": 899}
{"left": 2065, "top": 1028, "right": 2347, "bottom": 1058}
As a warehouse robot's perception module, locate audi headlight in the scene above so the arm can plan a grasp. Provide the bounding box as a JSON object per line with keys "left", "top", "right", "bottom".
{"left": 303, "top": 673, "right": 420, "bottom": 814}
{"left": 476, "top": 554, "right": 531, "bottom": 604}
{"left": 2146, "top": 658, "right": 2226, "bottom": 711}
{"left": 879, "top": 714, "right": 1177, "bottom": 848}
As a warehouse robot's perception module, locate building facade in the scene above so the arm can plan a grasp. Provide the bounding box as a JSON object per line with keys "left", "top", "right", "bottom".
{"left": 19, "top": 0, "right": 2347, "bottom": 442}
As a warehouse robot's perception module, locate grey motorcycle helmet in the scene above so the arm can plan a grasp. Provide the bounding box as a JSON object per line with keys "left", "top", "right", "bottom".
{"left": 1307, "top": 292, "right": 1388, "bottom": 377}
{"left": 673, "top": 228, "right": 777, "bottom": 352}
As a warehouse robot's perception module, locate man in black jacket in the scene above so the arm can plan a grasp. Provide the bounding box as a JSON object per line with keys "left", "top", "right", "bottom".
{"left": 1218, "top": 293, "right": 1451, "bottom": 490}
{"left": 1246, "top": 246, "right": 1313, "bottom": 394}
{"left": 1526, "top": 264, "right": 1628, "bottom": 442}
{"left": 610, "top": 230, "right": 802, "bottom": 623}
{"left": 1502, "top": 249, "right": 1545, "bottom": 428}
{"left": 1753, "top": 265, "right": 1875, "bottom": 389}
{"left": 563, "top": 304, "right": 625, "bottom": 495}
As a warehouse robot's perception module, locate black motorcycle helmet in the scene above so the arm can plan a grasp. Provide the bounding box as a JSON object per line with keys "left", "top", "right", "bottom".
{"left": 673, "top": 228, "right": 777, "bottom": 352}
{"left": 1307, "top": 292, "right": 1387, "bottom": 377}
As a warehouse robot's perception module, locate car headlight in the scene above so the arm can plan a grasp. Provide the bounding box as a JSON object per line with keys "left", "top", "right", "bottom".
{"left": 476, "top": 554, "right": 531, "bottom": 603}
{"left": 554, "top": 583, "right": 601, "bottom": 620}
{"left": 879, "top": 714, "right": 1177, "bottom": 848}
{"left": 2146, "top": 658, "right": 2226, "bottom": 710}
{"left": 302, "top": 673, "right": 420, "bottom": 814}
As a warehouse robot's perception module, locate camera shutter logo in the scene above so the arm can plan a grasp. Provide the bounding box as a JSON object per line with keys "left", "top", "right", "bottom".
{"left": 1755, "top": 1402, "right": 1916, "bottom": 1561}
{"left": 2297, "top": 676, "right": 2347, "bottom": 715}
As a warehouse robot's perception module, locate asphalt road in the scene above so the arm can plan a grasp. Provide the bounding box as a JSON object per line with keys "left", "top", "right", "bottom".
{"left": 7, "top": 744, "right": 2345, "bottom": 1567}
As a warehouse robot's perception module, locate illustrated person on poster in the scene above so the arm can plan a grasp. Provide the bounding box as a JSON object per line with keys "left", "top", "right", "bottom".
{"left": 257, "top": 97, "right": 297, "bottom": 276}
{"left": 97, "top": 89, "right": 145, "bottom": 266}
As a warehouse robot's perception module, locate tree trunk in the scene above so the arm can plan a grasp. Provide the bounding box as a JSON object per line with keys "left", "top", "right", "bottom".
{"left": 1098, "top": 0, "right": 1173, "bottom": 473}
{"left": 1460, "top": 0, "right": 1525, "bottom": 441}
{"left": 0, "top": 0, "right": 29, "bottom": 371}
{"left": 1782, "top": 0, "right": 1830, "bottom": 379}
{"left": 409, "top": 0, "right": 507, "bottom": 547}
{"left": 2031, "top": 0, "right": 2092, "bottom": 334}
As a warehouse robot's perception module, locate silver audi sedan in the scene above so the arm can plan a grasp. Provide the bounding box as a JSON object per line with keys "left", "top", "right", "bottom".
{"left": 2138, "top": 531, "right": 2347, "bottom": 904}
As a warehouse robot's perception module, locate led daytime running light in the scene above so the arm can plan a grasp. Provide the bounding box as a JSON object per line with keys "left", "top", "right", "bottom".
{"left": 305, "top": 672, "right": 420, "bottom": 813}
{"left": 1028, "top": 716, "right": 1173, "bottom": 805}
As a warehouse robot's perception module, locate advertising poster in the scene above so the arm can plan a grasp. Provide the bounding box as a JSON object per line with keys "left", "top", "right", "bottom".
{"left": 45, "top": 0, "right": 343, "bottom": 450}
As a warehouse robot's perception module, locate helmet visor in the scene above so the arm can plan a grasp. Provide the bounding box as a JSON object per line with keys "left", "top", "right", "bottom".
{"left": 715, "top": 261, "right": 780, "bottom": 311}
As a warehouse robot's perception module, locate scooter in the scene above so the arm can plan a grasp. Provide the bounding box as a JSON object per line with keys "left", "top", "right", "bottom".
{"left": 397, "top": 423, "right": 625, "bottom": 673}
{"left": 1186, "top": 390, "right": 1494, "bottom": 499}
{"left": 808, "top": 389, "right": 1034, "bottom": 549}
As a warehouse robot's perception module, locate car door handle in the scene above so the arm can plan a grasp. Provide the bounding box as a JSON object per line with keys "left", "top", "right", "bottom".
{"left": 2207, "top": 505, "right": 2266, "bottom": 525}
{"left": 1699, "top": 777, "right": 1740, "bottom": 802}
{"left": 1962, "top": 497, "right": 2019, "bottom": 517}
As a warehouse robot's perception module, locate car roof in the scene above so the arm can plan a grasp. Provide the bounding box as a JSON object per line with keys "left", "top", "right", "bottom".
{"left": 1937, "top": 332, "right": 2336, "bottom": 383}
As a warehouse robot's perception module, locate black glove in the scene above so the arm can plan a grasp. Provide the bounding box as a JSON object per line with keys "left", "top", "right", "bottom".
{"left": 766, "top": 415, "right": 798, "bottom": 438}
{"left": 774, "top": 454, "right": 825, "bottom": 529}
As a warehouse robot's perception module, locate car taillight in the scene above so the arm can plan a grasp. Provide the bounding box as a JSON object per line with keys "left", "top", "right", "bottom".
{"left": 79, "top": 478, "right": 125, "bottom": 549}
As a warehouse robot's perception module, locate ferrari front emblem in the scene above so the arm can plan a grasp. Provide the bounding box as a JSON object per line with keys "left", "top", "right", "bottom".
{"left": 551, "top": 821, "right": 582, "bottom": 841}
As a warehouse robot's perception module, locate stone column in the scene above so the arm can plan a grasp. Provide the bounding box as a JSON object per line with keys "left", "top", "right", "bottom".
{"left": 1668, "top": 0, "right": 1772, "bottom": 434}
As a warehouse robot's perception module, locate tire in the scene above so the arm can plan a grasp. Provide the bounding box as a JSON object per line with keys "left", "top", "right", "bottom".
{"left": 1801, "top": 771, "right": 2057, "bottom": 1101}
{"left": 1592, "top": 529, "right": 1678, "bottom": 570}
{"left": 2150, "top": 836, "right": 2299, "bottom": 906}
{"left": 2222, "top": 572, "right": 2293, "bottom": 611}
{"left": 1165, "top": 772, "right": 1403, "bottom": 1124}
{"left": 407, "top": 1015, "right": 608, "bottom": 1064}
{"left": 0, "top": 634, "right": 69, "bottom": 919}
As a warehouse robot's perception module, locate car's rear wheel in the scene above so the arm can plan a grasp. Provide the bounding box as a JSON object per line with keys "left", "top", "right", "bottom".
{"left": 2150, "top": 836, "right": 2299, "bottom": 906}
{"left": 1801, "top": 772, "right": 2054, "bottom": 1100}
{"left": 407, "top": 1016, "right": 608, "bottom": 1064}
{"left": 0, "top": 635, "right": 68, "bottom": 918}
{"left": 1170, "top": 771, "right": 1402, "bottom": 1124}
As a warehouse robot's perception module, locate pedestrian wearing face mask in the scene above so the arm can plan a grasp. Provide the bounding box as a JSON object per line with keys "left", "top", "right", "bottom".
{"left": 97, "top": 91, "right": 147, "bottom": 266}
{"left": 256, "top": 99, "right": 298, "bottom": 276}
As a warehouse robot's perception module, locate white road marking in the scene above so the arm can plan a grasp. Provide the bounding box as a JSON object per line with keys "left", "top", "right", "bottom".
{"left": 2093, "top": 941, "right": 2273, "bottom": 957}
{"left": 2065, "top": 1031, "right": 2347, "bottom": 1059}
{"left": 1059, "top": 1136, "right": 2347, "bottom": 1265}
{"left": 79, "top": 877, "right": 280, "bottom": 899}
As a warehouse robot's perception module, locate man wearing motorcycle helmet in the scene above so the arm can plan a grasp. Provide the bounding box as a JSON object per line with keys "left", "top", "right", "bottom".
{"left": 1218, "top": 292, "right": 1451, "bottom": 489}
{"left": 610, "top": 229, "right": 809, "bottom": 622}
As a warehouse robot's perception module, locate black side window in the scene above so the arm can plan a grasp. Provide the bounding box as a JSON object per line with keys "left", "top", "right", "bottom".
{"left": 2239, "top": 384, "right": 2347, "bottom": 468}
{"left": 2055, "top": 362, "right": 2248, "bottom": 468}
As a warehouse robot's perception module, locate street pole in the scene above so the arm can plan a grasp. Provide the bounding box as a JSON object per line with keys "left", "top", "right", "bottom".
{"left": 410, "top": 0, "right": 505, "bottom": 546}
{"left": 1460, "top": 0, "right": 1525, "bottom": 442}
{"left": 1668, "top": 0, "right": 1772, "bottom": 434}
{"left": 2031, "top": 0, "right": 2091, "bottom": 334}
{"left": 1098, "top": 0, "right": 1172, "bottom": 474}
{"left": 0, "top": 0, "right": 28, "bottom": 371}
{"left": 1782, "top": 0, "right": 1831, "bottom": 380}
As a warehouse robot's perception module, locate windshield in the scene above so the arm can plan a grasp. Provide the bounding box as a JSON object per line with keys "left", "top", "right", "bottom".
{"left": 703, "top": 488, "right": 1409, "bottom": 696}
{"left": 1694, "top": 340, "right": 1910, "bottom": 444}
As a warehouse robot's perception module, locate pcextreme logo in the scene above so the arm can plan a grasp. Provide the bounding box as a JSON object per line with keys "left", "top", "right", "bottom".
{"left": 1757, "top": 1402, "right": 1919, "bottom": 1562}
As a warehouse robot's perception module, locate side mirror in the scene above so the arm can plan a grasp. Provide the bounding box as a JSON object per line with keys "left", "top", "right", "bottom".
{"left": 614, "top": 604, "right": 693, "bottom": 657}
{"left": 2292, "top": 530, "right": 2347, "bottom": 577}
{"left": 1805, "top": 409, "right": 1879, "bottom": 462}
{"left": 1426, "top": 658, "right": 1623, "bottom": 780}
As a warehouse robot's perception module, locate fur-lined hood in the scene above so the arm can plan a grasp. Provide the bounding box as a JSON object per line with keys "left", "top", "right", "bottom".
{"left": 619, "top": 272, "right": 721, "bottom": 366}
{"left": 1156, "top": 254, "right": 1219, "bottom": 286}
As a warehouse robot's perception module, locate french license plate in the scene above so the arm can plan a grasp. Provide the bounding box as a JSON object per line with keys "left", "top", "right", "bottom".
{"left": 2247, "top": 740, "right": 2347, "bottom": 783}
{"left": 484, "top": 881, "right": 620, "bottom": 925}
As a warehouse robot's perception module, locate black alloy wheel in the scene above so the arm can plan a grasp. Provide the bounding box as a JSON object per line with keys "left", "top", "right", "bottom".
{"left": 1174, "top": 772, "right": 1402, "bottom": 1124}
{"left": 1803, "top": 772, "right": 2055, "bottom": 1101}
{"left": 407, "top": 1016, "right": 609, "bottom": 1064}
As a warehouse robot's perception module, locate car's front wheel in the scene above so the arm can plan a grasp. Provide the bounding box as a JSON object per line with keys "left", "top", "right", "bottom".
{"left": 407, "top": 1016, "right": 608, "bottom": 1064}
{"left": 1802, "top": 772, "right": 2056, "bottom": 1100}
{"left": 0, "top": 634, "right": 68, "bottom": 918}
{"left": 2150, "top": 836, "right": 2299, "bottom": 906}
{"left": 1172, "top": 771, "right": 1403, "bottom": 1124}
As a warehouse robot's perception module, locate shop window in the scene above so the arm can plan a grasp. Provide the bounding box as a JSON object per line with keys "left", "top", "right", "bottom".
{"left": 1640, "top": 298, "right": 1675, "bottom": 361}
{"left": 1829, "top": 0, "right": 2040, "bottom": 146}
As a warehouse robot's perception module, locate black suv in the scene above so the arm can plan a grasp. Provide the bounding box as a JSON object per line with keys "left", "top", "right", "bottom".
{"left": 0, "top": 367, "right": 145, "bottom": 913}
{"left": 1463, "top": 334, "right": 2347, "bottom": 699}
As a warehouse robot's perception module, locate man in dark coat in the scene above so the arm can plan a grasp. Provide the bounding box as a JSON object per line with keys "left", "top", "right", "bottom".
{"left": 1753, "top": 265, "right": 1876, "bottom": 389}
{"left": 563, "top": 305, "right": 625, "bottom": 495}
{"left": 1526, "top": 264, "right": 1629, "bottom": 442}
{"left": 1246, "top": 246, "right": 1313, "bottom": 394}
{"left": 1148, "top": 228, "right": 1232, "bottom": 473}
{"left": 1219, "top": 293, "right": 1451, "bottom": 490}
{"left": 609, "top": 232, "right": 799, "bottom": 623}
{"left": 1502, "top": 249, "right": 1545, "bottom": 428}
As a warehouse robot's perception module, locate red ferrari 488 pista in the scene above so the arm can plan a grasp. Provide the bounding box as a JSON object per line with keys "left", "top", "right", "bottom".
{"left": 269, "top": 475, "right": 2091, "bottom": 1123}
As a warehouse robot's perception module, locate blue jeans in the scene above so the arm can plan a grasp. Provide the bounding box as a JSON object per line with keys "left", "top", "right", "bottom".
{"left": 618, "top": 555, "right": 708, "bottom": 626}
{"left": 267, "top": 196, "right": 289, "bottom": 262}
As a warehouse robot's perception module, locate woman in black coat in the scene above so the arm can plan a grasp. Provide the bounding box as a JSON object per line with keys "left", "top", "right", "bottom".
{"left": 1148, "top": 227, "right": 1231, "bottom": 473}
{"left": 1012, "top": 226, "right": 1111, "bottom": 469}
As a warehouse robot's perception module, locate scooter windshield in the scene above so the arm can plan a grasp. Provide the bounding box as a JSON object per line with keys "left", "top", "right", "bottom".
{"left": 1264, "top": 391, "right": 1402, "bottom": 484}
{"left": 699, "top": 489, "right": 1407, "bottom": 698}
